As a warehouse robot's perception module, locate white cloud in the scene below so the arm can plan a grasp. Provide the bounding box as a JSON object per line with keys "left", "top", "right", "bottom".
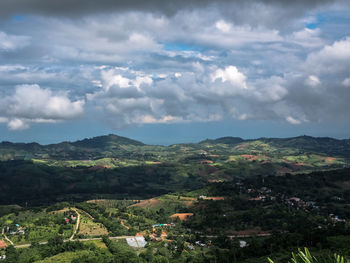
{"left": 342, "top": 78, "right": 350, "bottom": 87}
{"left": 216, "top": 20, "right": 231, "bottom": 33}
{"left": 0, "top": 31, "right": 30, "bottom": 51}
{"left": 102, "top": 71, "right": 131, "bottom": 91}
{"left": 138, "top": 114, "right": 183, "bottom": 124}
{"left": 305, "top": 75, "right": 321, "bottom": 87}
{"left": 286, "top": 116, "right": 302, "bottom": 125}
{"left": 306, "top": 37, "right": 350, "bottom": 74}
{"left": 86, "top": 65, "right": 306, "bottom": 128}
{"left": 289, "top": 28, "right": 324, "bottom": 48}
{"left": 0, "top": 84, "right": 85, "bottom": 130}
{"left": 7, "top": 118, "right": 29, "bottom": 130}
{"left": 1, "top": 5, "right": 350, "bottom": 132}
{"left": 253, "top": 76, "right": 288, "bottom": 102}
{"left": 134, "top": 75, "right": 153, "bottom": 89}
{"left": 0, "top": 65, "right": 27, "bottom": 72}
{"left": 211, "top": 66, "right": 247, "bottom": 89}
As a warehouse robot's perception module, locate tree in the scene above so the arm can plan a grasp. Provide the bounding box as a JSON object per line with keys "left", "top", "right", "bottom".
{"left": 48, "top": 235, "right": 63, "bottom": 247}
{"left": 268, "top": 248, "right": 350, "bottom": 263}
{"left": 5, "top": 245, "right": 18, "bottom": 263}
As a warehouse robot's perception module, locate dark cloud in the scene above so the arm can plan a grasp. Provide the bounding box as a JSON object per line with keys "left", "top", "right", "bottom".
{"left": 0, "top": 0, "right": 337, "bottom": 18}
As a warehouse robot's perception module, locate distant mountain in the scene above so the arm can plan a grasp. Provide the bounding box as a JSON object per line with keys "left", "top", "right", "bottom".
{"left": 1, "top": 134, "right": 350, "bottom": 205}
{"left": 0, "top": 134, "right": 145, "bottom": 160}
{"left": 70, "top": 134, "right": 144, "bottom": 148}
{"left": 1, "top": 134, "right": 350, "bottom": 161}
{"left": 199, "top": 136, "right": 245, "bottom": 145}
{"left": 260, "top": 135, "right": 350, "bottom": 157}
{"left": 198, "top": 135, "right": 350, "bottom": 157}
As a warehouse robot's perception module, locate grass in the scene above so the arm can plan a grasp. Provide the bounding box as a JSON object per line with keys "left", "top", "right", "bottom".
{"left": 78, "top": 215, "right": 108, "bottom": 237}
{"left": 83, "top": 240, "right": 109, "bottom": 250}
{"left": 34, "top": 250, "right": 97, "bottom": 263}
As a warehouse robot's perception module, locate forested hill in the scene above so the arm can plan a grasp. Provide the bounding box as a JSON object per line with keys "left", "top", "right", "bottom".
{"left": 0, "top": 134, "right": 350, "bottom": 205}
{"left": 0, "top": 134, "right": 145, "bottom": 160}
{"left": 260, "top": 136, "right": 350, "bottom": 157}
{"left": 70, "top": 134, "right": 144, "bottom": 148}
{"left": 1, "top": 134, "right": 350, "bottom": 161}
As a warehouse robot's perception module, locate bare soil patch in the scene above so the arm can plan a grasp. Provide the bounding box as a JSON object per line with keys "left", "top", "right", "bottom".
{"left": 131, "top": 198, "right": 161, "bottom": 209}
{"left": 170, "top": 213, "right": 194, "bottom": 221}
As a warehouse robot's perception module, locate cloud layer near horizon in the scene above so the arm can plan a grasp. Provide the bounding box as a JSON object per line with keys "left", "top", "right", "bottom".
{"left": 0, "top": 0, "right": 350, "bottom": 131}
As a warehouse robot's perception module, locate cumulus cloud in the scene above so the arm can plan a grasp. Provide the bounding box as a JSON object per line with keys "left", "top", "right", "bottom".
{"left": 0, "top": 0, "right": 349, "bottom": 134}
{"left": 85, "top": 64, "right": 314, "bottom": 128}
{"left": 7, "top": 118, "right": 29, "bottom": 130}
{"left": 0, "top": 84, "right": 84, "bottom": 130}
{"left": 211, "top": 66, "right": 247, "bottom": 90}
{"left": 306, "top": 37, "right": 350, "bottom": 74}
{"left": 253, "top": 76, "right": 288, "bottom": 102}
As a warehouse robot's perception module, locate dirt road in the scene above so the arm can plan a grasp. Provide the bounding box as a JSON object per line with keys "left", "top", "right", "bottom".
{"left": 69, "top": 208, "right": 81, "bottom": 241}
{"left": 2, "top": 227, "right": 14, "bottom": 246}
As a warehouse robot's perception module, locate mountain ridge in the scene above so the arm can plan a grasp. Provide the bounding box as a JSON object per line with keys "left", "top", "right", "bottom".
{"left": 1, "top": 134, "right": 350, "bottom": 161}
{"left": 1, "top": 134, "right": 349, "bottom": 147}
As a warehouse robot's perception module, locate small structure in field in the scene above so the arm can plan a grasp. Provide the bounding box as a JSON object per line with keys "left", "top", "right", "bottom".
{"left": 126, "top": 236, "right": 147, "bottom": 248}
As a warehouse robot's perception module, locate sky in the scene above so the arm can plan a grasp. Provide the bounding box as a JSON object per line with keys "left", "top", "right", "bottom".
{"left": 0, "top": 0, "right": 350, "bottom": 145}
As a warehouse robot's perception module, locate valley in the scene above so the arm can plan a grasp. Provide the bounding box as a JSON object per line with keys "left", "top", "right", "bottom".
{"left": 1, "top": 134, "right": 350, "bottom": 262}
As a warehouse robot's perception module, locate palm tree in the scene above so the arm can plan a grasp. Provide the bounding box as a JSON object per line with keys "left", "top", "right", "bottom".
{"left": 268, "top": 248, "right": 350, "bottom": 263}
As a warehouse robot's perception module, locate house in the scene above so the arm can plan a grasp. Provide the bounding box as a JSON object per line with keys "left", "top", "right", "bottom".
{"left": 187, "top": 244, "right": 195, "bottom": 250}
{"left": 17, "top": 229, "right": 25, "bottom": 235}
{"left": 195, "top": 241, "right": 206, "bottom": 247}
{"left": 239, "top": 240, "right": 248, "bottom": 248}
{"left": 330, "top": 214, "right": 346, "bottom": 223}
